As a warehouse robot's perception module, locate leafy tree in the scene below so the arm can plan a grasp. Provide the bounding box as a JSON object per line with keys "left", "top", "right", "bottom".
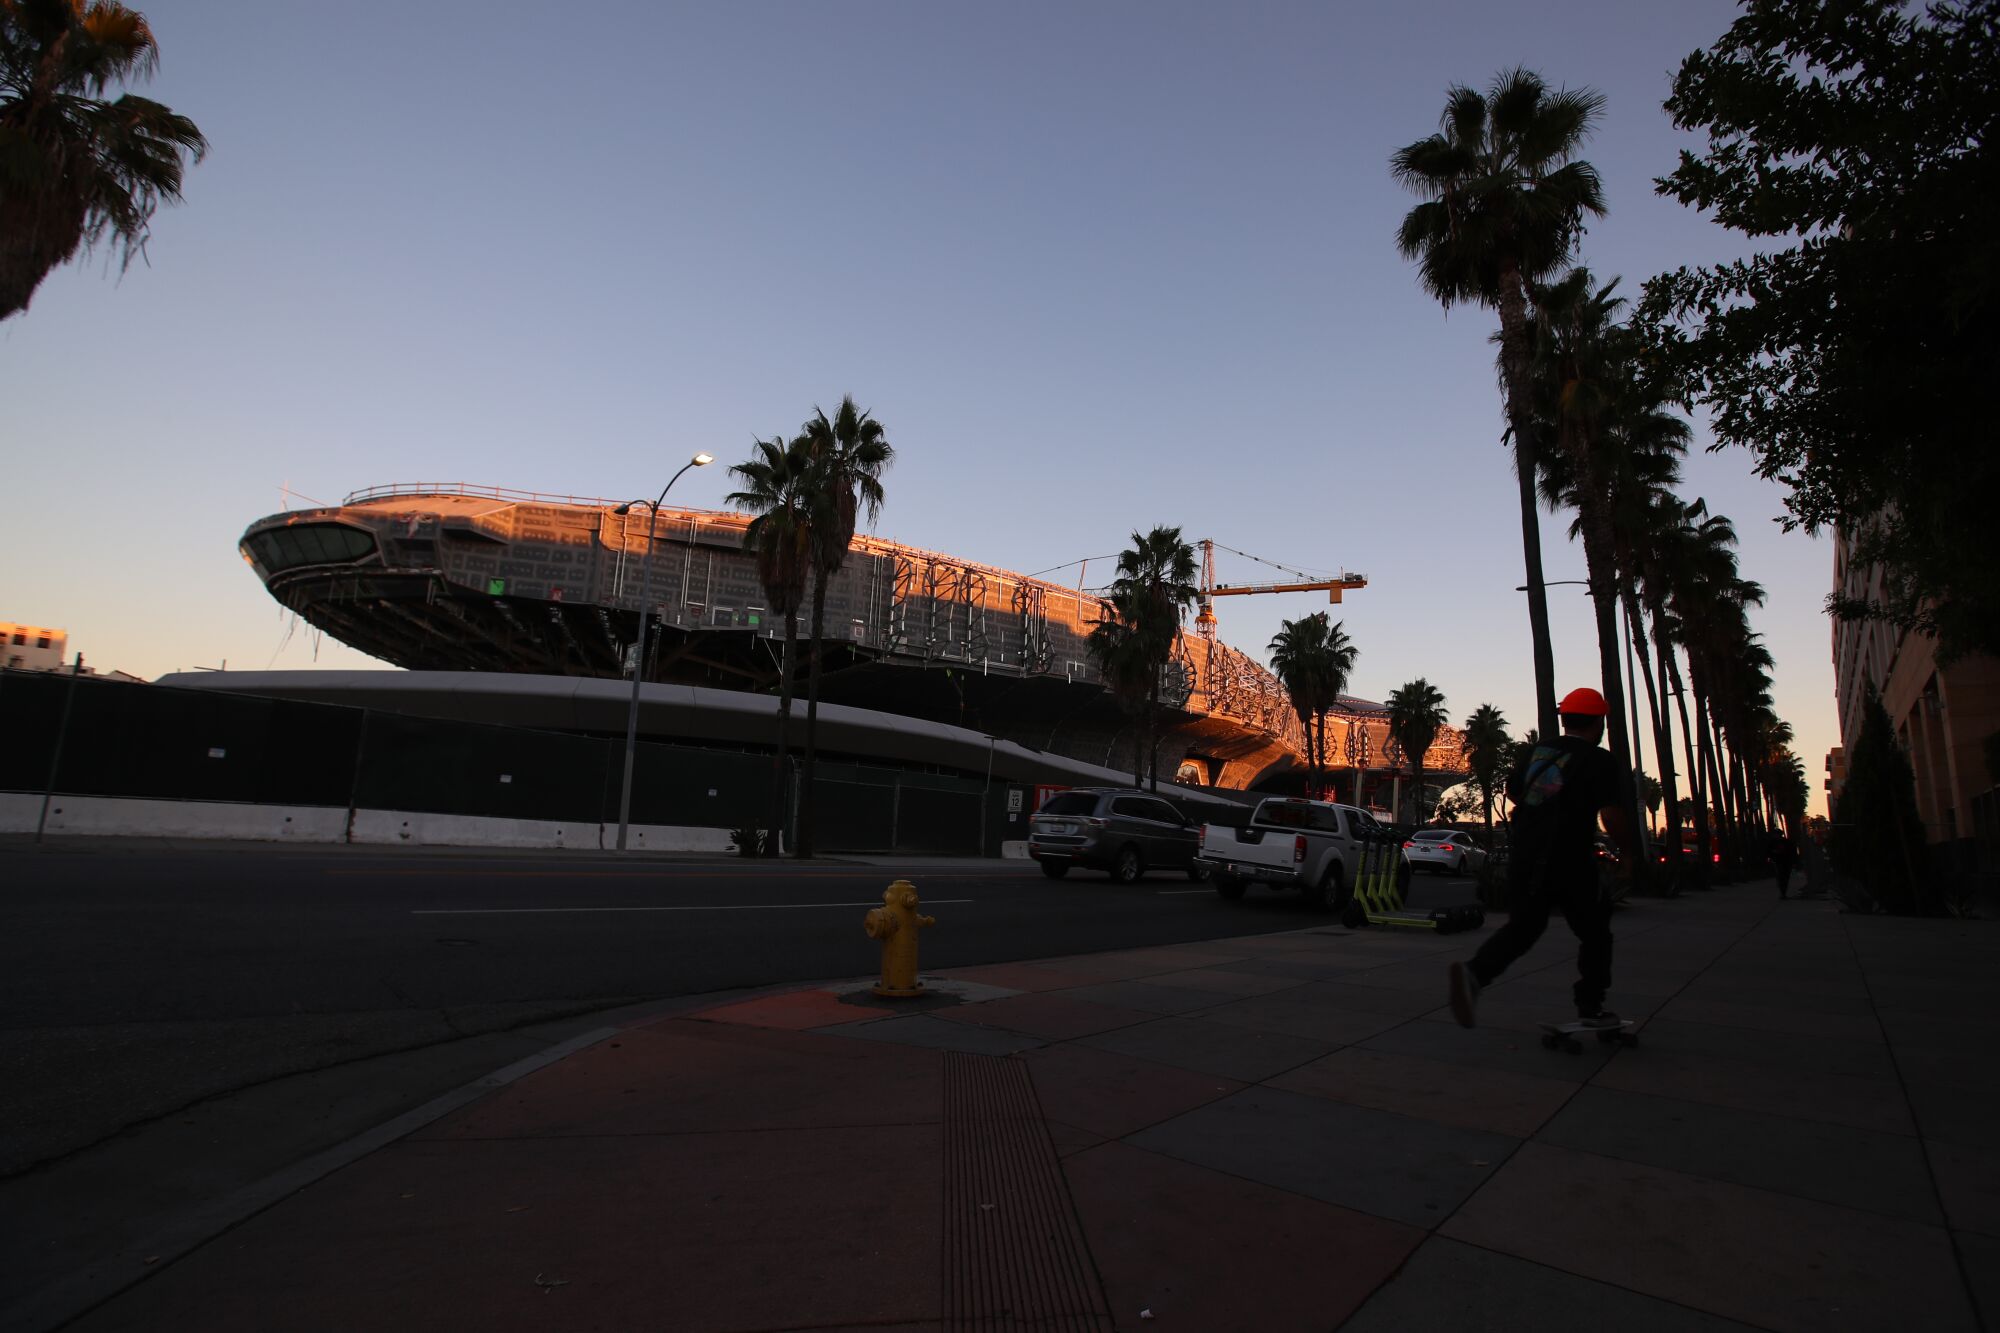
{"left": 1087, "top": 526, "right": 1198, "bottom": 791}
{"left": 1393, "top": 68, "right": 1606, "bottom": 738}
{"left": 0, "top": 0, "right": 206, "bottom": 319}
{"left": 1641, "top": 0, "right": 2000, "bottom": 661}
{"left": 793, "top": 396, "right": 893, "bottom": 857}
{"left": 1635, "top": 771, "right": 1663, "bottom": 834}
{"left": 726, "top": 434, "right": 815, "bottom": 855}
{"left": 1268, "top": 611, "right": 1358, "bottom": 796}
{"left": 1830, "top": 685, "right": 1932, "bottom": 914}
{"left": 1386, "top": 678, "right": 1448, "bottom": 825}
{"left": 1461, "top": 702, "right": 1511, "bottom": 869}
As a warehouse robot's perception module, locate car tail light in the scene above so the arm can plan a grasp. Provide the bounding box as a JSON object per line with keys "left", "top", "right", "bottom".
{"left": 1403, "top": 840, "right": 1418, "bottom": 850}
{"left": 1712, "top": 852, "right": 1721, "bottom": 863}
{"left": 1293, "top": 834, "right": 1306, "bottom": 863}
{"left": 1198, "top": 826, "right": 1207, "bottom": 852}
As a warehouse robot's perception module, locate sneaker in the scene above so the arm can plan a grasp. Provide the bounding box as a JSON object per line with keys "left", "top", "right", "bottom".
{"left": 1448, "top": 962, "right": 1482, "bottom": 1028}
{"left": 1575, "top": 1009, "right": 1623, "bottom": 1030}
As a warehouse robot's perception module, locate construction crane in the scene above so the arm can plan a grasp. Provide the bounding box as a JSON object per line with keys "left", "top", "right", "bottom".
{"left": 1194, "top": 538, "right": 1368, "bottom": 641}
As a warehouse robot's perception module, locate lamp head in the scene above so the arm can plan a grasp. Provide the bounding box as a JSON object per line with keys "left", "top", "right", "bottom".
{"left": 692, "top": 452, "right": 715, "bottom": 467}
{"left": 613, "top": 503, "right": 633, "bottom": 515}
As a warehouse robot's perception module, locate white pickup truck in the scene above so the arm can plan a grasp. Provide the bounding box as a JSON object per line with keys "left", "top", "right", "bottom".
{"left": 1196, "top": 797, "right": 1400, "bottom": 911}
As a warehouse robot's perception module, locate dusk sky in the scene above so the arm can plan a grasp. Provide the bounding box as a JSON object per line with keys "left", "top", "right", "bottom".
{"left": 0, "top": 1, "right": 1835, "bottom": 814}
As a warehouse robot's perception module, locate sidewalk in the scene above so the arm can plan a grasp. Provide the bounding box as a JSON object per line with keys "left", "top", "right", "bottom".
{"left": 47, "top": 883, "right": 1997, "bottom": 1332}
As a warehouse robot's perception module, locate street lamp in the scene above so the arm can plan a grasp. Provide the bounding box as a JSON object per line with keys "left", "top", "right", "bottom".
{"left": 612, "top": 451, "right": 715, "bottom": 851}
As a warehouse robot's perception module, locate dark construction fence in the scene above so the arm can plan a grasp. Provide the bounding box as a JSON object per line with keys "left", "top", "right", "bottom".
{"left": 0, "top": 671, "right": 1015, "bottom": 854}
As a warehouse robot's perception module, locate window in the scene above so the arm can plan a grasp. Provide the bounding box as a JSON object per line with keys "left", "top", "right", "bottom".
{"left": 1253, "top": 800, "right": 1342, "bottom": 833}
{"left": 1142, "top": 799, "right": 1185, "bottom": 825}
{"left": 9, "top": 633, "right": 21, "bottom": 645}
{"left": 1038, "top": 793, "right": 1099, "bottom": 817}
{"left": 36, "top": 635, "right": 50, "bottom": 648}
{"left": 1111, "top": 797, "right": 1152, "bottom": 819}
{"left": 242, "top": 523, "right": 375, "bottom": 574}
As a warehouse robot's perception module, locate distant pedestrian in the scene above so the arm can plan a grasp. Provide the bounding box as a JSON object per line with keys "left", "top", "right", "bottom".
{"left": 1448, "top": 688, "right": 1637, "bottom": 1030}
{"left": 1768, "top": 829, "right": 1797, "bottom": 899}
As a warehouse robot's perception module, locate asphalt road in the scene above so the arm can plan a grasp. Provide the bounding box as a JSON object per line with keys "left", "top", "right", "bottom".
{"left": 1, "top": 843, "right": 1481, "bottom": 1174}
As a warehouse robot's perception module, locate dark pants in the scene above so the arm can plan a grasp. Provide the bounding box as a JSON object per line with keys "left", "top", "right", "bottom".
{"left": 1775, "top": 863, "right": 1794, "bottom": 896}
{"left": 1470, "top": 861, "right": 1613, "bottom": 1013}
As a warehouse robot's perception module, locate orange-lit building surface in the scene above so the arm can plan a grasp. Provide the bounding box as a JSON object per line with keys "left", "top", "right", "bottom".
{"left": 1831, "top": 531, "right": 2000, "bottom": 856}
{"left": 2, "top": 622, "right": 67, "bottom": 673}
{"left": 240, "top": 485, "right": 1463, "bottom": 795}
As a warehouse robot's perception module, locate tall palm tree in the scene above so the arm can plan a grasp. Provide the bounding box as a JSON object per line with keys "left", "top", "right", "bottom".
{"left": 0, "top": 0, "right": 206, "bottom": 319}
{"left": 1393, "top": 67, "right": 1606, "bottom": 739}
{"left": 726, "top": 433, "right": 814, "bottom": 855}
{"left": 1088, "top": 526, "right": 1198, "bottom": 791}
{"left": 793, "top": 396, "right": 893, "bottom": 857}
{"left": 1269, "top": 614, "right": 1330, "bottom": 787}
{"left": 1461, "top": 702, "right": 1511, "bottom": 864}
{"left": 1386, "top": 678, "right": 1449, "bottom": 825}
{"left": 1267, "top": 613, "right": 1359, "bottom": 796}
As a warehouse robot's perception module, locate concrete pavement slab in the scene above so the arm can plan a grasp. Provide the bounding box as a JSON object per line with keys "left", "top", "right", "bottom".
{"left": 1359, "top": 1015, "right": 1619, "bottom": 1083}
{"left": 1893, "top": 1046, "right": 2000, "bottom": 1148}
{"left": 1591, "top": 1033, "right": 1914, "bottom": 1137}
{"left": 1654, "top": 995, "right": 1886, "bottom": 1042}
{"left": 1062, "top": 1141, "right": 1424, "bottom": 1332}
{"left": 1927, "top": 1140, "right": 2000, "bottom": 1237}
{"left": 1212, "top": 955, "right": 1378, "bottom": 981}
{"left": 1269, "top": 1047, "right": 1580, "bottom": 1139}
{"left": 1536, "top": 1086, "right": 1940, "bottom": 1224}
{"left": 1137, "top": 964, "right": 1305, "bottom": 996}
{"left": 1290, "top": 979, "right": 1456, "bottom": 1018}
{"left": 933, "top": 991, "right": 1155, "bottom": 1040}
{"left": 1022, "top": 1044, "right": 1243, "bottom": 1140}
{"left": 1055, "top": 979, "right": 1234, "bottom": 1015}
{"left": 1045, "top": 1118, "right": 1109, "bottom": 1158}
{"left": 930, "top": 960, "right": 1107, "bottom": 992}
{"left": 1954, "top": 1229, "right": 2000, "bottom": 1331}
{"left": 818, "top": 1012, "right": 1048, "bottom": 1056}
{"left": 1339, "top": 1236, "right": 1766, "bottom": 1333}
{"left": 1072, "top": 1015, "right": 1336, "bottom": 1083}
{"left": 1630, "top": 1016, "right": 1899, "bottom": 1079}
{"left": 413, "top": 1020, "right": 942, "bottom": 1140}
{"left": 1126, "top": 1086, "right": 1517, "bottom": 1229}
{"left": 1679, "top": 980, "right": 1877, "bottom": 1015}
{"left": 1195, "top": 992, "right": 1413, "bottom": 1045}
{"left": 1091, "top": 944, "right": 1256, "bottom": 970}
{"left": 67, "top": 1128, "right": 944, "bottom": 1333}
{"left": 1442, "top": 1142, "right": 1977, "bottom": 1333}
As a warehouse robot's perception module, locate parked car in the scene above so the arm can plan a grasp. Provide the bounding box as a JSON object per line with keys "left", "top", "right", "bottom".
{"left": 1194, "top": 797, "right": 1408, "bottom": 910}
{"left": 1027, "top": 788, "right": 1207, "bottom": 882}
{"left": 1402, "top": 829, "right": 1485, "bottom": 876}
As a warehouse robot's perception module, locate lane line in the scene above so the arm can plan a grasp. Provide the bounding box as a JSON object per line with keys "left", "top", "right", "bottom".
{"left": 411, "top": 898, "right": 979, "bottom": 915}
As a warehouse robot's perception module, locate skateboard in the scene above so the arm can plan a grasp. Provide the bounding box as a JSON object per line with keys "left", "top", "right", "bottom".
{"left": 1538, "top": 1018, "right": 1638, "bottom": 1053}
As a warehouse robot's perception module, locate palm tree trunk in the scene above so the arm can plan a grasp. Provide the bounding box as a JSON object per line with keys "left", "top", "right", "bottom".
{"left": 767, "top": 616, "right": 796, "bottom": 856}
{"left": 1670, "top": 645, "right": 1709, "bottom": 889}
{"left": 1496, "top": 265, "right": 1560, "bottom": 740}
{"left": 1574, "top": 495, "right": 1651, "bottom": 894}
{"left": 1633, "top": 591, "right": 1682, "bottom": 878}
{"left": 796, "top": 568, "right": 828, "bottom": 858}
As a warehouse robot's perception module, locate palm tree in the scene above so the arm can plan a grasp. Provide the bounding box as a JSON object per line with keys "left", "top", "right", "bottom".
{"left": 726, "top": 433, "right": 815, "bottom": 855}
{"left": 793, "top": 396, "right": 893, "bottom": 857}
{"left": 1267, "top": 613, "right": 1359, "bottom": 796}
{"left": 0, "top": 0, "right": 207, "bottom": 319}
{"left": 1087, "top": 526, "right": 1198, "bottom": 791}
{"left": 1461, "top": 702, "right": 1510, "bottom": 868}
{"left": 1393, "top": 67, "right": 1606, "bottom": 739}
{"left": 1386, "top": 678, "right": 1449, "bottom": 825}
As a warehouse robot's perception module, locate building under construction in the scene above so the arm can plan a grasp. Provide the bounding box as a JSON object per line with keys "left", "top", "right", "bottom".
{"left": 239, "top": 484, "right": 1463, "bottom": 794}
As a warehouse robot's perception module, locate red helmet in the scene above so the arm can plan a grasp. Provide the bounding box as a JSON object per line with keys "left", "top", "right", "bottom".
{"left": 1557, "top": 687, "right": 1610, "bottom": 717}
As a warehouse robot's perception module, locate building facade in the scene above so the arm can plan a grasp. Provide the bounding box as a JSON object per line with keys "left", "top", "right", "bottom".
{"left": 1831, "top": 531, "right": 2000, "bottom": 853}
{"left": 2, "top": 622, "right": 66, "bottom": 673}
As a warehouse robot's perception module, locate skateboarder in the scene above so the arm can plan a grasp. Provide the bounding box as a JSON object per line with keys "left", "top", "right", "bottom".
{"left": 1767, "top": 828, "right": 1797, "bottom": 899}
{"left": 1449, "top": 687, "right": 1637, "bottom": 1029}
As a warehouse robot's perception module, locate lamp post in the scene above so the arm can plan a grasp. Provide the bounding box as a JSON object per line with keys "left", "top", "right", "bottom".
{"left": 613, "top": 452, "right": 714, "bottom": 851}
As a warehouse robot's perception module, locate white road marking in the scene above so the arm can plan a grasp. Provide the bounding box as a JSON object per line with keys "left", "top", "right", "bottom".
{"left": 412, "top": 899, "right": 977, "bottom": 915}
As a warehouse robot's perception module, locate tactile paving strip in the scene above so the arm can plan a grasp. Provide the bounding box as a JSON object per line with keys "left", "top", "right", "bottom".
{"left": 942, "top": 1051, "right": 1112, "bottom": 1332}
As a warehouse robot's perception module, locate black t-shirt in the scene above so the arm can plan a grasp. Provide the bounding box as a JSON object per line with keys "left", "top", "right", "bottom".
{"left": 1505, "top": 734, "right": 1627, "bottom": 885}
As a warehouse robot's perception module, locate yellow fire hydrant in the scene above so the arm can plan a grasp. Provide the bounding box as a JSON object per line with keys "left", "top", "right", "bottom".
{"left": 863, "top": 879, "right": 936, "bottom": 998}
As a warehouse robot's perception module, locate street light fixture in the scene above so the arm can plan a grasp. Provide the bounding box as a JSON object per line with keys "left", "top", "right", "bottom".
{"left": 612, "top": 451, "right": 715, "bottom": 851}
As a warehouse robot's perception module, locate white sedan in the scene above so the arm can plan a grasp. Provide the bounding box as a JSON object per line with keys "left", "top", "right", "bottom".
{"left": 1403, "top": 829, "right": 1484, "bottom": 876}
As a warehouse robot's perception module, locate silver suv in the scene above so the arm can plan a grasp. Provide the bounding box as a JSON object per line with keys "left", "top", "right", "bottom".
{"left": 1027, "top": 788, "right": 1208, "bottom": 883}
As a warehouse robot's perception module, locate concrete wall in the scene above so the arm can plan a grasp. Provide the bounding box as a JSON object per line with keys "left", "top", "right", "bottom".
{"left": 0, "top": 793, "right": 763, "bottom": 853}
